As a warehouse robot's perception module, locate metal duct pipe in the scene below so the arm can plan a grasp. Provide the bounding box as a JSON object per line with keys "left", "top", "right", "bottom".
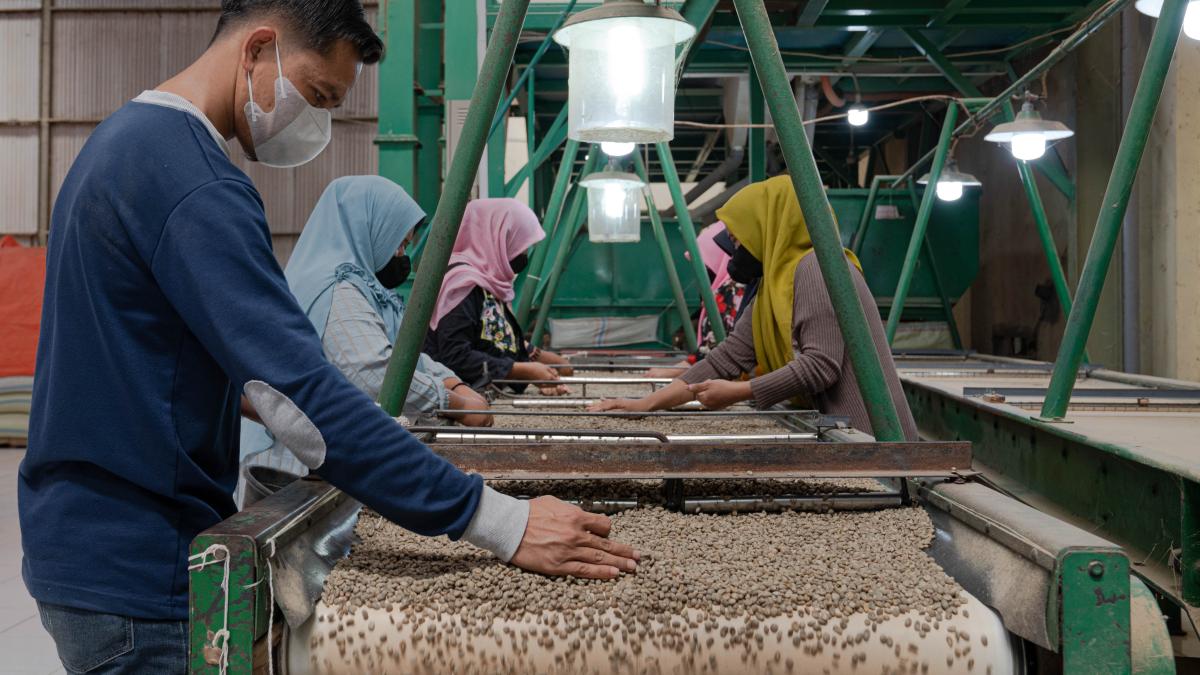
{"left": 688, "top": 176, "right": 751, "bottom": 225}
{"left": 661, "top": 147, "right": 746, "bottom": 218}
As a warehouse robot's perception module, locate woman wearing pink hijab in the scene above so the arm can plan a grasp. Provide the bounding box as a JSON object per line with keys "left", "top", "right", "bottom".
{"left": 647, "top": 222, "right": 747, "bottom": 378}
{"left": 424, "top": 199, "right": 573, "bottom": 394}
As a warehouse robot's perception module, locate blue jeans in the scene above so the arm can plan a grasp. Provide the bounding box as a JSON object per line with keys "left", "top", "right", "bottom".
{"left": 36, "top": 602, "right": 187, "bottom": 674}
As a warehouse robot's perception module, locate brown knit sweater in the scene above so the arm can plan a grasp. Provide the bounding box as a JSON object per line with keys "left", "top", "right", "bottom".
{"left": 681, "top": 254, "right": 919, "bottom": 441}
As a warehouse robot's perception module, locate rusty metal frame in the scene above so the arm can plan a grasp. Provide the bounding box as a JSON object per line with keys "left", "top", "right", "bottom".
{"left": 423, "top": 440, "right": 972, "bottom": 480}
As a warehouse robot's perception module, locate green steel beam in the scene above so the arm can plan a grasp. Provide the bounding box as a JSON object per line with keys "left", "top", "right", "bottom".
{"left": 380, "top": 0, "right": 532, "bottom": 413}
{"left": 1041, "top": 0, "right": 1185, "bottom": 420}
{"left": 530, "top": 172, "right": 589, "bottom": 346}
{"left": 885, "top": 103, "right": 957, "bottom": 344}
{"left": 376, "top": 0, "right": 417, "bottom": 193}
{"left": 487, "top": 0, "right": 575, "bottom": 141}
{"left": 525, "top": 73, "right": 537, "bottom": 208}
{"left": 733, "top": 0, "right": 907, "bottom": 443}
{"left": 840, "top": 28, "right": 884, "bottom": 68}
{"left": 749, "top": 68, "right": 766, "bottom": 183}
{"left": 927, "top": 0, "right": 972, "bottom": 27}
{"left": 414, "top": 0, "right": 443, "bottom": 216}
{"left": 796, "top": 0, "right": 830, "bottom": 26}
{"left": 515, "top": 139, "right": 580, "bottom": 326}
{"left": 905, "top": 179, "right": 963, "bottom": 350}
{"left": 634, "top": 152, "right": 699, "bottom": 352}
{"left": 1016, "top": 159, "right": 1090, "bottom": 363}
{"left": 902, "top": 26, "right": 1077, "bottom": 201}
{"left": 505, "top": 107, "right": 568, "bottom": 198}
{"left": 656, "top": 142, "right": 727, "bottom": 344}
{"left": 892, "top": 0, "right": 1130, "bottom": 189}
{"left": 1060, "top": 551, "right": 1132, "bottom": 670}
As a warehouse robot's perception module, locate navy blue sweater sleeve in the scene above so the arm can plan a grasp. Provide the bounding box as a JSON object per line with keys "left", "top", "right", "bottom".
{"left": 151, "top": 179, "right": 482, "bottom": 538}
{"left": 424, "top": 289, "right": 515, "bottom": 387}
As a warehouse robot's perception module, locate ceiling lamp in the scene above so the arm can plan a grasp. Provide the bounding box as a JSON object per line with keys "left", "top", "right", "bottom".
{"left": 600, "top": 141, "right": 636, "bottom": 157}
{"left": 1135, "top": 0, "right": 1200, "bottom": 39}
{"left": 918, "top": 159, "right": 981, "bottom": 202}
{"left": 847, "top": 102, "right": 869, "bottom": 127}
{"left": 553, "top": 1, "right": 697, "bottom": 143}
{"left": 984, "top": 99, "right": 1075, "bottom": 161}
{"left": 579, "top": 171, "right": 646, "bottom": 242}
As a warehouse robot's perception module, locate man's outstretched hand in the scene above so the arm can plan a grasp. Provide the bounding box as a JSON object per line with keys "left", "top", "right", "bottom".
{"left": 510, "top": 496, "right": 640, "bottom": 580}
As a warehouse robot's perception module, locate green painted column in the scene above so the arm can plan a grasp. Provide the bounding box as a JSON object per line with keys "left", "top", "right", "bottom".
{"left": 850, "top": 174, "right": 895, "bottom": 255}
{"left": 749, "top": 68, "right": 766, "bottom": 183}
{"left": 885, "top": 103, "right": 957, "bottom": 343}
{"left": 656, "top": 142, "right": 727, "bottom": 343}
{"left": 1041, "top": 0, "right": 1185, "bottom": 420}
{"left": 732, "top": 0, "right": 906, "bottom": 442}
{"left": 530, "top": 180, "right": 589, "bottom": 346}
{"left": 905, "top": 180, "right": 963, "bottom": 351}
{"left": 379, "top": 0, "right": 533, "bottom": 414}
{"left": 634, "top": 151, "right": 699, "bottom": 352}
{"left": 414, "top": 0, "right": 443, "bottom": 216}
{"left": 377, "top": 0, "right": 418, "bottom": 192}
{"left": 514, "top": 139, "right": 580, "bottom": 326}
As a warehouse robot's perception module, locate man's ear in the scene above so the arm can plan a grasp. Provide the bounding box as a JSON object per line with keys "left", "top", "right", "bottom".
{"left": 239, "top": 27, "right": 278, "bottom": 77}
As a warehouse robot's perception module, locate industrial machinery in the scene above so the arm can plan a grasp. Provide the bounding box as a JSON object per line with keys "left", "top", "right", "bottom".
{"left": 188, "top": 0, "right": 1196, "bottom": 672}
{"left": 189, "top": 357, "right": 1177, "bottom": 674}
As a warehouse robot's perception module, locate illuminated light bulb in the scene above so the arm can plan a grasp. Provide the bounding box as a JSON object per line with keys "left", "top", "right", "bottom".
{"left": 607, "top": 23, "right": 647, "bottom": 102}
{"left": 847, "top": 106, "right": 869, "bottom": 127}
{"left": 1186, "top": 2, "right": 1200, "bottom": 39}
{"left": 936, "top": 180, "right": 964, "bottom": 202}
{"left": 1010, "top": 132, "right": 1047, "bottom": 161}
{"left": 601, "top": 187, "right": 627, "bottom": 219}
{"left": 601, "top": 141, "right": 636, "bottom": 157}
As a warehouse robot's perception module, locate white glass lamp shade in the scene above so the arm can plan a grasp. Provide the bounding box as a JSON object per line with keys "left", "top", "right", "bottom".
{"left": 984, "top": 101, "right": 1074, "bottom": 161}
{"left": 554, "top": 3, "right": 696, "bottom": 143}
{"left": 935, "top": 180, "right": 964, "bottom": 202}
{"left": 579, "top": 172, "right": 645, "bottom": 243}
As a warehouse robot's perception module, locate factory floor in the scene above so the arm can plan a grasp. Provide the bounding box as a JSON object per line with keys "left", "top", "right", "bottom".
{"left": 0, "top": 450, "right": 63, "bottom": 675}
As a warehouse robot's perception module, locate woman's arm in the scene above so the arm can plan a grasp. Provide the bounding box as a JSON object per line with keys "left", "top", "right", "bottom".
{"left": 678, "top": 309, "right": 759, "bottom": 385}
{"left": 587, "top": 379, "right": 695, "bottom": 413}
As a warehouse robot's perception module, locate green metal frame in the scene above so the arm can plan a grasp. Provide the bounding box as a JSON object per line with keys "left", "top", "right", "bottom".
{"left": 656, "top": 142, "right": 727, "bottom": 344}
{"left": 884, "top": 103, "right": 957, "bottom": 344}
{"left": 634, "top": 151, "right": 699, "bottom": 352}
{"left": 380, "top": 0, "right": 533, "bottom": 413}
{"left": 733, "top": 0, "right": 906, "bottom": 443}
{"left": 904, "top": 179, "right": 963, "bottom": 350}
{"left": 376, "top": 0, "right": 419, "bottom": 195}
{"left": 514, "top": 139, "right": 580, "bottom": 325}
{"left": 1041, "top": 0, "right": 1186, "bottom": 420}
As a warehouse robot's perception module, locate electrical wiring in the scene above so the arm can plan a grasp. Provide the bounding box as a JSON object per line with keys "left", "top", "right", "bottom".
{"left": 674, "top": 94, "right": 971, "bottom": 129}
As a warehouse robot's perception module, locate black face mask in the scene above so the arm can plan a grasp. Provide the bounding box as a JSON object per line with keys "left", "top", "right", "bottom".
{"left": 726, "top": 246, "right": 763, "bottom": 285}
{"left": 376, "top": 254, "right": 412, "bottom": 288}
{"left": 510, "top": 252, "right": 530, "bottom": 275}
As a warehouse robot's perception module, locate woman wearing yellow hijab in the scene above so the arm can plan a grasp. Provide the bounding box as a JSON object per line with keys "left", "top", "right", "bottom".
{"left": 591, "top": 176, "right": 918, "bottom": 440}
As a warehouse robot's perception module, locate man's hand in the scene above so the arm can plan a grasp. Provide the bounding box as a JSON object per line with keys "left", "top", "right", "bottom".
{"left": 587, "top": 397, "right": 650, "bottom": 413}
{"left": 688, "top": 379, "right": 752, "bottom": 410}
{"left": 510, "top": 496, "right": 639, "bottom": 580}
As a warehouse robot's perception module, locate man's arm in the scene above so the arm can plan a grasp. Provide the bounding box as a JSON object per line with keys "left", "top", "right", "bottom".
{"left": 151, "top": 180, "right": 636, "bottom": 577}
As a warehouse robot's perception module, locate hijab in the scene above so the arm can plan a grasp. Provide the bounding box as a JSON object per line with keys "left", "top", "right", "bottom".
{"left": 695, "top": 222, "right": 733, "bottom": 339}
{"left": 285, "top": 175, "right": 425, "bottom": 341}
{"left": 716, "top": 175, "right": 861, "bottom": 375}
{"left": 239, "top": 176, "right": 424, "bottom": 464}
{"left": 430, "top": 198, "right": 545, "bottom": 329}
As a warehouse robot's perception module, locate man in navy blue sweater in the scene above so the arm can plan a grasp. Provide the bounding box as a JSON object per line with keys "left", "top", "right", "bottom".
{"left": 20, "top": 1, "right": 638, "bottom": 671}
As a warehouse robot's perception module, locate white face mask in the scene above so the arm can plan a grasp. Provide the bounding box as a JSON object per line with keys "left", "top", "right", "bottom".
{"left": 244, "top": 41, "right": 332, "bottom": 168}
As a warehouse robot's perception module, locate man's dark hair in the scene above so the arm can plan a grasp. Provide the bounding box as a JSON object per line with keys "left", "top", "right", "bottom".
{"left": 214, "top": 0, "right": 384, "bottom": 64}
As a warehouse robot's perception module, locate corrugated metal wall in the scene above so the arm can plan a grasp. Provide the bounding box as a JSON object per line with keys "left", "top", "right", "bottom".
{"left": 0, "top": 1, "right": 379, "bottom": 262}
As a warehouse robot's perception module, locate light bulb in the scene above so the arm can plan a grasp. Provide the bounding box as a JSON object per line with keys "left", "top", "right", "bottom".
{"left": 1185, "top": 2, "right": 1200, "bottom": 39}
{"left": 601, "top": 141, "right": 636, "bottom": 157}
{"left": 1010, "top": 132, "right": 1047, "bottom": 161}
{"left": 936, "top": 180, "right": 964, "bottom": 202}
{"left": 601, "top": 186, "right": 627, "bottom": 219}
{"left": 607, "top": 22, "right": 647, "bottom": 102}
{"left": 847, "top": 106, "right": 869, "bottom": 127}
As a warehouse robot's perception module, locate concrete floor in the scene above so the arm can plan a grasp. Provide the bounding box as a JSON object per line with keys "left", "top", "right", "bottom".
{"left": 0, "top": 450, "right": 64, "bottom": 675}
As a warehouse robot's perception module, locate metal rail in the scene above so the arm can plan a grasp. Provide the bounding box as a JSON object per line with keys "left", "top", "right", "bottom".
{"left": 427, "top": 439, "right": 972, "bottom": 479}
